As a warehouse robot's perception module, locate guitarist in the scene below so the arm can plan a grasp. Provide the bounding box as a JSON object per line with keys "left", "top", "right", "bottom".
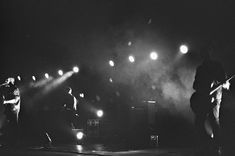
{"left": 0, "top": 77, "right": 21, "bottom": 146}
{"left": 191, "top": 45, "right": 229, "bottom": 155}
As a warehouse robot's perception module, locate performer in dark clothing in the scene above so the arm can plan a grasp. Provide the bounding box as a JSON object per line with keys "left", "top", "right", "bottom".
{"left": 191, "top": 46, "right": 230, "bottom": 155}
{"left": 220, "top": 78, "right": 235, "bottom": 155}
{"left": 62, "top": 87, "right": 78, "bottom": 129}
{"left": 0, "top": 77, "right": 21, "bottom": 146}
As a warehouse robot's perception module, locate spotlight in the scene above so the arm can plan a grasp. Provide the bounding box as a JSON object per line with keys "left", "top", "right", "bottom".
{"left": 109, "top": 78, "right": 113, "bottom": 83}
{"left": 79, "top": 93, "right": 84, "bottom": 98}
{"left": 58, "top": 70, "right": 63, "bottom": 76}
{"left": 76, "top": 132, "right": 84, "bottom": 140}
{"left": 96, "top": 110, "right": 103, "bottom": 118}
{"left": 73, "top": 66, "right": 79, "bottom": 73}
{"left": 45, "top": 73, "right": 49, "bottom": 79}
{"left": 150, "top": 51, "right": 158, "bottom": 60}
{"left": 128, "top": 55, "right": 135, "bottom": 63}
{"left": 109, "top": 60, "right": 115, "bottom": 67}
{"left": 180, "top": 45, "right": 188, "bottom": 54}
{"left": 32, "top": 76, "right": 36, "bottom": 81}
{"left": 17, "top": 76, "right": 21, "bottom": 81}
{"left": 128, "top": 41, "right": 132, "bottom": 46}
{"left": 76, "top": 145, "right": 83, "bottom": 151}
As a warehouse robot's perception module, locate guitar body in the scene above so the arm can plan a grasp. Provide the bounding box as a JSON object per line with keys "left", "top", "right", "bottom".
{"left": 190, "top": 91, "right": 213, "bottom": 116}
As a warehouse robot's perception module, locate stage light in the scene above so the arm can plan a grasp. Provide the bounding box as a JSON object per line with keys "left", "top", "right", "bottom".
{"left": 73, "top": 66, "right": 79, "bottom": 73}
{"left": 128, "top": 41, "right": 132, "bottom": 46}
{"left": 76, "top": 145, "right": 83, "bottom": 151}
{"left": 76, "top": 132, "right": 84, "bottom": 140}
{"left": 58, "top": 70, "right": 63, "bottom": 76}
{"left": 150, "top": 51, "right": 158, "bottom": 60}
{"left": 109, "top": 78, "right": 113, "bottom": 83}
{"left": 45, "top": 73, "right": 49, "bottom": 79}
{"left": 17, "top": 76, "right": 21, "bottom": 81}
{"left": 32, "top": 76, "right": 36, "bottom": 81}
{"left": 147, "top": 100, "right": 156, "bottom": 104}
{"left": 180, "top": 45, "right": 188, "bottom": 54}
{"left": 109, "top": 60, "right": 115, "bottom": 67}
{"left": 79, "top": 93, "right": 84, "bottom": 98}
{"left": 96, "top": 110, "right": 103, "bottom": 118}
{"left": 211, "top": 133, "right": 214, "bottom": 138}
{"left": 128, "top": 55, "right": 135, "bottom": 63}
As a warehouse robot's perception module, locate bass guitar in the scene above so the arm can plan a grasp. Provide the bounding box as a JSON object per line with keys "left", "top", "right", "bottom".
{"left": 190, "top": 75, "right": 234, "bottom": 115}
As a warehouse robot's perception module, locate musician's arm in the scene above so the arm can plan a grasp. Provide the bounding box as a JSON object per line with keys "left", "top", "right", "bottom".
{"left": 3, "top": 96, "right": 20, "bottom": 105}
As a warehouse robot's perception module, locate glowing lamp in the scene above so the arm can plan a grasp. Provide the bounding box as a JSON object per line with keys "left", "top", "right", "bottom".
{"left": 109, "top": 78, "right": 113, "bottom": 83}
{"left": 45, "top": 73, "right": 49, "bottom": 79}
{"left": 58, "top": 70, "right": 63, "bottom": 76}
{"left": 76, "top": 145, "right": 83, "bottom": 151}
{"left": 79, "top": 93, "right": 84, "bottom": 98}
{"left": 150, "top": 51, "right": 158, "bottom": 60}
{"left": 76, "top": 132, "right": 84, "bottom": 140}
{"left": 109, "top": 60, "right": 115, "bottom": 67}
{"left": 180, "top": 45, "right": 188, "bottom": 54}
{"left": 17, "top": 76, "right": 21, "bottom": 81}
{"left": 73, "top": 66, "right": 79, "bottom": 73}
{"left": 96, "top": 110, "right": 103, "bottom": 118}
{"left": 128, "top": 55, "right": 135, "bottom": 63}
{"left": 32, "top": 76, "right": 36, "bottom": 81}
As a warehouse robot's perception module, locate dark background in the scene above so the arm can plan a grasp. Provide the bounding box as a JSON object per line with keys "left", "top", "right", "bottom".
{"left": 1, "top": 0, "right": 235, "bottom": 146}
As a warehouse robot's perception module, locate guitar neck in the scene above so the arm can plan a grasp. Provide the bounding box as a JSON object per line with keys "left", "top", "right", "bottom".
{"left": 210, "top": 85, "right": 223, "bottom": 95}
{"left": 210, "top": 75, "right": 235, "bottom": 95}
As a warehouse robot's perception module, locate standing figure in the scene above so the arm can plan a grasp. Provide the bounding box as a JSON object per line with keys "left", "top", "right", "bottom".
{"left": 62, "top": 87, "right": 78, "bottom": 129}
{"left": 190, "top": 45, "right": 229, "bottom": 155}
{"left": 0, "top": 77, "right": 21, "bottom": 146}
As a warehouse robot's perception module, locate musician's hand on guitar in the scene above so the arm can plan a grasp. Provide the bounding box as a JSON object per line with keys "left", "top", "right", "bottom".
{"left": 223, "top": 81, "right": 230, "bottom": 90}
